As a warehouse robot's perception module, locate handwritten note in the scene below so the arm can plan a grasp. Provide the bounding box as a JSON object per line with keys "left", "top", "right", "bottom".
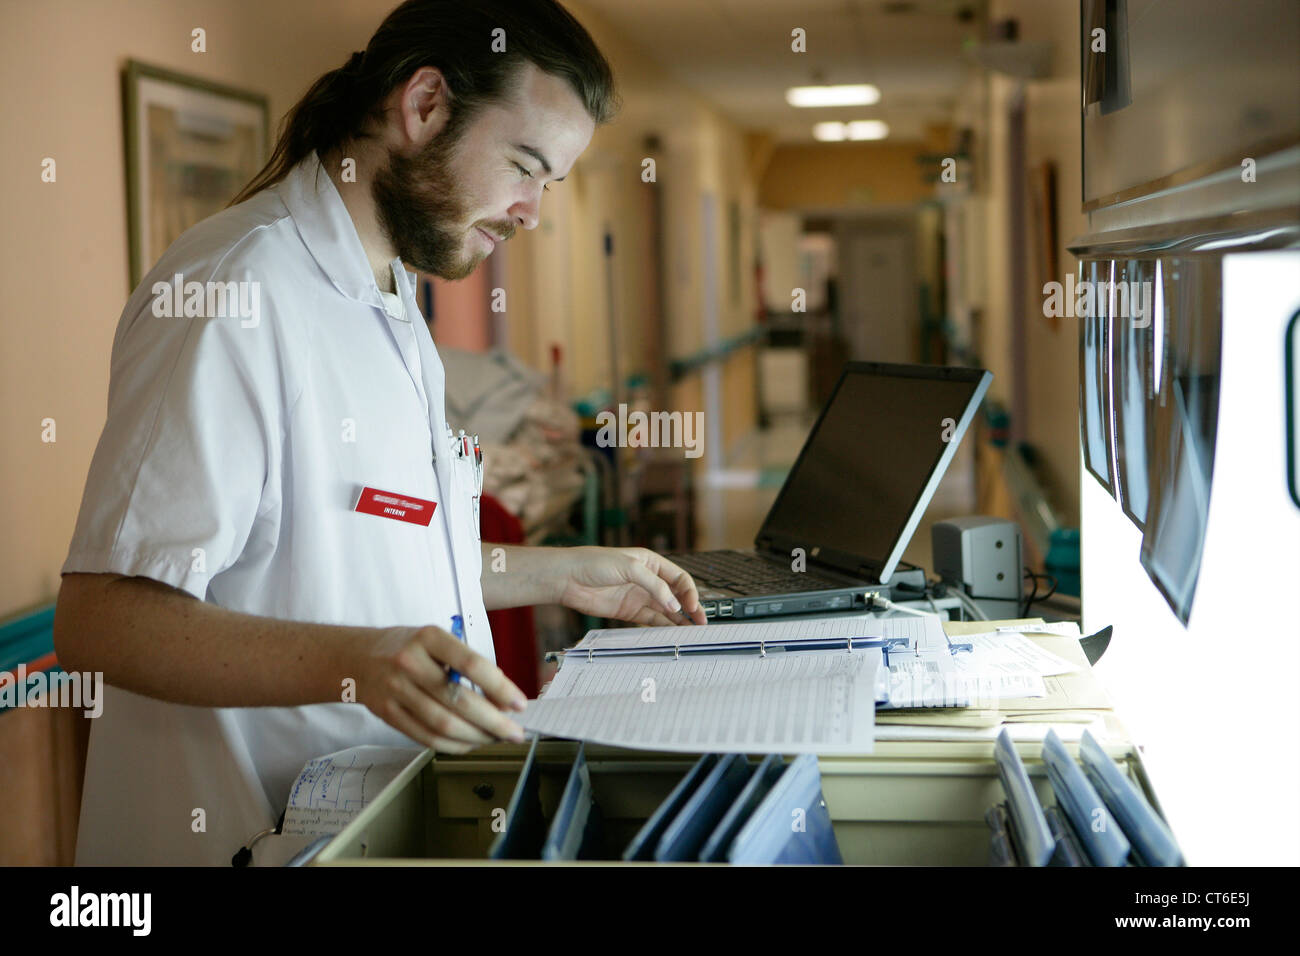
{"left": 280, "top": 745, "right": 421, "bottom": 837}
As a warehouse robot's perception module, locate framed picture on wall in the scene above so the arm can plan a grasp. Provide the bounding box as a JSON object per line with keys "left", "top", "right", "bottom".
{"left": 1140, "top": 256, "right": 1223, "bottom": 626}
{"left": 1288, "top": 308, "right": 1300, "bottom": 510}
{"left": 1030, "top": 161, "right": 1060, "bottom": 328}
{"left": 122, "top": 60, "right": 269, "bottom": 287}
{"left": 1079, "top": 259, "right": 1115, "bottom": 496}
{"left": 1113, "top": 258, "right": 1157, "bottom": 529}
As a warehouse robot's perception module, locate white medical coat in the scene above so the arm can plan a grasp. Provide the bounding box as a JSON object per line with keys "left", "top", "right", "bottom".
{"left": 62, "top": 151, "right": 492, "bottom": 865}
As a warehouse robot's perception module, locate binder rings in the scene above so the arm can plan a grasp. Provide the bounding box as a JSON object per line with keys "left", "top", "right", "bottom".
{"left": 529, "top": 637, "right": 882, "bottom": 754}
{"left": 557, "top": 618, "right": 923, "bottom": 661}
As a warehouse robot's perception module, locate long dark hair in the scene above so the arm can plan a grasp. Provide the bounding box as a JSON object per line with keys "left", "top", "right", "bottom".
{"left": 230, "top": 0, "right": 618, "bottom": 205}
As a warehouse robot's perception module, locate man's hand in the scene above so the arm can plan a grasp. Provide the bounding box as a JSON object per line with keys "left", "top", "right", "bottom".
{"left": 354, "top": 625, "right": 528, "bottom": 752}
{"left": 478, "top": 544, "right": 706, "bottom": 626}
{"left": 555, "top": 546, "right": 707, "bottom": 626}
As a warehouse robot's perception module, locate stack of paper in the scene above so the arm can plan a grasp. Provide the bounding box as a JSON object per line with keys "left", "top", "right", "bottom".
{"left": 522, "top": 647, "right": 881, "bottom": 754}
{"left": 881, "top": 622, "right": 1082, "bottom": 709}
{"left": 522, "top": 616, "right": 1112, "bottom": 751}
{"left": 875, "top": 619, "right": 1117, "bottom": 741}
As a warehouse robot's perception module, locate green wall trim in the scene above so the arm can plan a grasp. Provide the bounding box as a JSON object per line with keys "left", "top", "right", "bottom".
{"left": 668, "top": 326, "right": 763, "bottom": 381}
{"left": 0, "top": 604, "right": 59, "bottom": 708}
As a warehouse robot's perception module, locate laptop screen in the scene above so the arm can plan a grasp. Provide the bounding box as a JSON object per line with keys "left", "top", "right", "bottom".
{"left": 756, "top": 362, "right": 991, "bottom": 582}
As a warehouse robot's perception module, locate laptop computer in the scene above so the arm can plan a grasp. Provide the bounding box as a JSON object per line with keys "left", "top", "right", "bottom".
{"left": 669, "top": 361, "right": 992, "bottom": 620}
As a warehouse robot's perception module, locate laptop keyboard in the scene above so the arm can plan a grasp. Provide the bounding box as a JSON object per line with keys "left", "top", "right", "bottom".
{"left": 668, "top": 550, "right": 849, "bottom": 594}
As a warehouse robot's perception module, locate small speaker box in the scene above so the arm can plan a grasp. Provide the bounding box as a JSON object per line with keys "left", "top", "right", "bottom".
{"left": 932, "top": 516, "right": 1022, "bottom": 602}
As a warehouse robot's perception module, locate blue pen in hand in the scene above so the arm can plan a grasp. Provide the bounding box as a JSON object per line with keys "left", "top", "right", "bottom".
{"left": 446, "top": 614, "right": 466, "bottom": 700}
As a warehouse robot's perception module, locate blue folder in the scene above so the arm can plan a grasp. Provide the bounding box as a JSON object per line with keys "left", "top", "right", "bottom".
{"left": 986, "top": 804, "right": 1020, "bottom": 867}
{"left": 1078, "top": 730, "right": 1184, "bottom": 866}
{"left": 1042, "top": 729, "right": 1129, "bottom": 867}
{"left": 727, "top": 753, "right": 843, "bottom": 865}
{"left": 541, "top": 743, "right": 605, "bottom": 860}
{"left": 622, "top": 754, "right": 720, "bottom": 861}
{"left": 1044, "top": 805, "right": 1089, "bottom": 867}
{"left": 655, "top": 753, "right": 754, "bottom": 862}
{"left": 994, "top": 728, "right": 1055, "bottom": 866}
{"left": 698, "top": 753, "right": 786, "bottom": 863}
{"left": 488, "top": 736, "right": 545, "bottom": 860}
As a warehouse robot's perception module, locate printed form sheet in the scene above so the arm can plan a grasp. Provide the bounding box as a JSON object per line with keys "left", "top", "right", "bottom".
{"left": 522, "top": 648, "right": 880, "bottom": 754}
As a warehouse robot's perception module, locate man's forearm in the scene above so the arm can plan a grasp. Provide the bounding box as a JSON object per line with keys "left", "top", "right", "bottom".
{"left": 479, "top": 543, "right": 565, "bottom": 610}
{"left": 53, "top": 573, "right": 366, "bottom": 708}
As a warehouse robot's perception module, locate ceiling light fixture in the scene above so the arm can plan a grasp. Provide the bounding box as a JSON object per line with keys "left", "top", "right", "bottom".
{"left": 812, "top": 122, "right": 848, "bottom": 142}
{"left": 846, "top": 120, "right": 889, "bottom": 140}
{"left": 786, "top": 84, "right": 881, "bottom": 107}
{"left": 813, "top": 120, "right": 890, "bottom": 142}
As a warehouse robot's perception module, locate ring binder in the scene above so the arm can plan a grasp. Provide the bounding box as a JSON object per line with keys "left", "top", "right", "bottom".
{"left": 549, "top": 617, "right": 928, "bottom": 665}
{"left": 526, "top": 628, "right": 885, "bottom": 754}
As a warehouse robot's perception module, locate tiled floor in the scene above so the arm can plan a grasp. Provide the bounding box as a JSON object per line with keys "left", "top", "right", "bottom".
{"left": 695, "top": 413, "right": 978, "bottom": 578}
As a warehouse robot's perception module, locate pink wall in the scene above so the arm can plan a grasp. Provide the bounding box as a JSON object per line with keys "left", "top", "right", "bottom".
{"left": 426, "top": 264, "right": 492, "bottom": 352}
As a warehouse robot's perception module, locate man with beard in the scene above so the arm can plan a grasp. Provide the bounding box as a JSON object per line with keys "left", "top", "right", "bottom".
{"left": 54, "top": 0, "right": 704, "bottom": 865}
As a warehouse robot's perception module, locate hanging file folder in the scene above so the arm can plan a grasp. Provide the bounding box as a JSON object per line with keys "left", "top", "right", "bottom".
{"left": 1078, "top": 730, "right": 1184, "bottom": 866}
{"left": 622, "top": 754, "right": 720, "bottom": 861}
{"left": 541, "top": 743, "right": 605, "bottom": 860}
{"left": 489, "top": 736, "right": 545, "bottom": 860}
{"left": 1042, "top": 729, "right": 1129, "bottom": 866}
{"left": 654, "top": 753, "right": 754, "bottom": 862}
{"left": 699, "top": 753, "right": 787, "bottom": 863}
{"left": 727, "top": 753, "right": 842, "bottom": 865}
{"left": 986, "top": 804, "right": 1020, "bottom": 867}
{"left": 1044, "top": 805, "right": 1089, "bottom": 867}
{"left": 994, "top": 728, "right": 1055, "bottom": 866}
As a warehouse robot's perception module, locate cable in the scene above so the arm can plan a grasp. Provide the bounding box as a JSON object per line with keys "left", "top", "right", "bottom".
{"left": 1021, "top": 569, "right": 1059, "bottom": 616}
{"left": 1020, "top": 567, "right": 1038, "bottom": 617}
{"left": 232, "top": 809, "right": 285, "bottom": 867}
{"left": 900, "top": 577, "right": 992, "bottom": 622}
{"left": 866, "top": 591, "right": 942, "bottom": 619}
{"left": 949, "top": 587, "right": 989, "bottom": 621}
{"left": 926, "top": 581, "right": 989, "bottom": 622}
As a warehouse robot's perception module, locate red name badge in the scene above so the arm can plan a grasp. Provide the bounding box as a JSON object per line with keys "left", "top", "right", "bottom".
{"left": 354, "top": 486, "right": 437, "bottom": 526}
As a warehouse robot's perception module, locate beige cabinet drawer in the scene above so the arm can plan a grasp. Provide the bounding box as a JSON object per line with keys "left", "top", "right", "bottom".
{"left": 312, "top": 736, "right": 1165, "bottom": 866}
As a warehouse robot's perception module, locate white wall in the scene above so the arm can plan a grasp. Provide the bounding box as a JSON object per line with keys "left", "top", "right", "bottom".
{"left": 1083, "top": 251, "right": 1300, "bottom": 865}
